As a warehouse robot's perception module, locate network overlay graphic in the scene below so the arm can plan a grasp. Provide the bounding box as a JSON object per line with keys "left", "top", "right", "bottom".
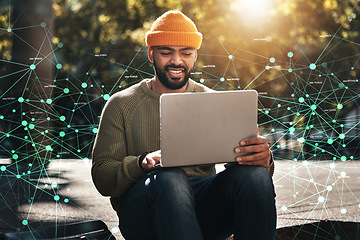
{"left": 0, "top": 1, "right": 359, "bottom": 239}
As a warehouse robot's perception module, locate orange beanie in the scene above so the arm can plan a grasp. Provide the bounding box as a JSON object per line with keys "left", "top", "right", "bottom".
{"left": 145, "top": 10, "right": 202, "bottom": 49}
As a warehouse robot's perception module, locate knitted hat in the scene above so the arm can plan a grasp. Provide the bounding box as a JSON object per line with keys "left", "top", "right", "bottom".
{"left": 145, "top": 10, "right": 202, "bottom": 49}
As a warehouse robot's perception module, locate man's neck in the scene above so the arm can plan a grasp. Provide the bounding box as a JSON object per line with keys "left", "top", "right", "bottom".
{"left": 149, "top": 78, "right": 188, "bottom": 94}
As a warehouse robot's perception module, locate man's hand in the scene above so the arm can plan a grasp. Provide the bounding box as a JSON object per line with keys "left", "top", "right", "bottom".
{"left": 141, "top": 150, "right": 161, "bottom": 169}
{"left": 234, "top": 136, "right": 271, "bottom": 168}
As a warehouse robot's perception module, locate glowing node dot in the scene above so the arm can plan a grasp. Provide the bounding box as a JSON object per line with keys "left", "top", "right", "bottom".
{"left": 60, "top": 116, "right": 66, "bottom": 121}
{"left": 337, "top": 104, "right": 343, "bottom": 109}
{"left": 339, "top": 134, "right": 345, "bottom": 139}
{"left": 21, "top": 120, "right": 28, "bottom": 126}
{"left": 30, "top": 64, "right": 36, "bottom": 70}
{"left": 46, "top": 145, "right": 53, "bottom": 151}
{"left": 63, "top": 88, "right": 69, "bottom": 94}
{"left": 58, "top": 42, "right": 64, "bottom": 48}
{"left": 64, "top": 198, "right": 69, "bottom": 203}
{"left": 309, "top": 63, "right": 316, "bottom": 70}
{"left": 340, "top": 171, "right": 346, "bottom": 177}
{"left": 298, "top": 97, "right": 305, "bottom": 103}
{"left": 269, "top": 57, "right": 275, "bottom": 63}
{"left": 112, "top": 227, "right": 119, "bottom": 233}
{"left": 22, "top": 220, "right": 28, "bottom": 225}
{"left": 13, "top": 154, "right": 19, "bottom": 160}
{"left": 54, "top": 195, "right": 60, "bottom": 201}
{"left": 228, "top": 55, "right": 233, "bottom": 60}
{"left": 18, "top": 97, "right": 24, "bottom": 103}
{"left": 340, "top": 208, "right": 347, "bottom": 214}
{"left": 327, "top": 186, "right": 333, "bottom": 191}
{"left": 200, "top": 79, "right": 205, "bottom": 83}
{"left": 303, "top": 161, "right": 309, "bottom": 166}
{"left": 297, "top": 137, "right": 305, "bottom": 143}
{"left": 7, "top": 28, "right": 11, "bottom": 32}
{"left": 327, "top": 139, "right": 333, "bottom": 144}
{"left": 330, "top": 163, "right": 335, "bottom": 169}
{"left": 56, "top": 64, "right": 62, "bottom": 69}
{"left": 92, "top": 128, "right": 98, "bottom": 134}
{"left": 288, "top": 52, "right": 293, "bottom": 58}
{"left": 28, "top": 124, "right": 35, "bottom": 130}
{"left": 40, "top": 22, "right": 46, "bottom": 27}
{"left": 340, "top": 156, "right": 346, "bottom": 161}
{"left": 281, "top": 206, "right": 287, "bottom": 211}
{"left": 83, "top": 158, "right": 90, "bottom": 163}
{"left": 1, "top": 166, "right": 6, "bottom": 171}
{"left": 318, "top": 196, "right": 325, "bottom": 203}
{"left": 288, "top": 68, "right": 293, "bottom": 73}
{"left": 59, "top": 131, "right": 65, "bottom": 137}
{"left": 310, "top": 105, "right": 317, "bottom": 110}
{"left": 46, "top": 99, "right": 52, "bottom": 104}
{"left": 81, "top": 82, "right": 88, "bottom": 88}
{"left": 103, "top": 94, "right": 110, "bottom": 100}
{"left": 220, "top": 77, "right": 225, "bottom": 82}
{"left": 289, "top": 127, "right": 295, "bottom": 133}
{"left": 265, "top": 66, "right": 270, "bottom": 70}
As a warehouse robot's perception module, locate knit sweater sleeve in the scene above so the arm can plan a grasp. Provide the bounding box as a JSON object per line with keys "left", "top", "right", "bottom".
{"left": 91, "top": 92, "right": 146, "bottom": 200}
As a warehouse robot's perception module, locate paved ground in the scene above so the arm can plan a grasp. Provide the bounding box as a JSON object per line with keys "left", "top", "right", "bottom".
{"left": 1, "top": 159, "right": 359, "bottom": 239}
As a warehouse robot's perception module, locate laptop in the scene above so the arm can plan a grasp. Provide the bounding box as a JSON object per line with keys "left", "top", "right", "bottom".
{"left": 160, "top": 90, "right": 258, "bottom": 167}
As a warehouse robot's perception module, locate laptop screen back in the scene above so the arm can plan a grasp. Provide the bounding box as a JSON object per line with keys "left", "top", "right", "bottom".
{"left": 160, "top": 90, "right": 258, "bottom": 167}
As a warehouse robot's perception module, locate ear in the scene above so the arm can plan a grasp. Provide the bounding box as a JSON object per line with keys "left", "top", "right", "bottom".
{"left": 148, "top": 47, "right": 154, "bottom": 63}
{"left": 194, "top": 49, "right": 198, "bottom": 62}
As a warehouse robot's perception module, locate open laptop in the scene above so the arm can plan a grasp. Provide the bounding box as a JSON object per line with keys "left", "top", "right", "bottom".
{"left": 160, "top": 90, "right": 258, "bottom": 167}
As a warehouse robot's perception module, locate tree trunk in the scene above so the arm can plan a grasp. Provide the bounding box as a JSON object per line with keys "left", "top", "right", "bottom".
{"left": 9, "top": 0, "right": 54, "bottom": 164}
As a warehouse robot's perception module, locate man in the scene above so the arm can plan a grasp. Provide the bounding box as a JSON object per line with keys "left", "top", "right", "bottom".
{"left": 92, "top": 10, "right": 276, "bottom": 240}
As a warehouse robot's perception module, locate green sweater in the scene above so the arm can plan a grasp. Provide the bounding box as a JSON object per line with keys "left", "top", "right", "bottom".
{"left": 91, "top": 79, "right": 274, "bottom": 211}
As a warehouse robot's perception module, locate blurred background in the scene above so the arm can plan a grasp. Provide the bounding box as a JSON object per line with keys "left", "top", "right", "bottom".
{"left": 0, "top": 1, "right": 359, "bottom": 238}
{"left": 0, "top": 0, "right": 359, "bottom": 163}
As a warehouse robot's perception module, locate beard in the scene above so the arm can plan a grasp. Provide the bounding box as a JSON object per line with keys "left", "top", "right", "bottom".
{"left": 153, "top": 58, "right": 193, "bottom": 90}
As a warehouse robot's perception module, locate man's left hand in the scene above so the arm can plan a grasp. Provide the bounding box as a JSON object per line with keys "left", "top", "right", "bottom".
{"left": 234, "top": 136, "right": 271, "bottom": 168}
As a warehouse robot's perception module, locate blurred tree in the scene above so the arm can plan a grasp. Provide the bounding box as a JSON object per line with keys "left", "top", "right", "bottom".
{"left": 1, "top": 0, "right": 54, "bottom": 163}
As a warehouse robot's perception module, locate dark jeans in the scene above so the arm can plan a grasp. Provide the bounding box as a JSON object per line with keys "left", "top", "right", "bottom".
{"left": 118, "top": 164, "right": 276, "bottom": 240}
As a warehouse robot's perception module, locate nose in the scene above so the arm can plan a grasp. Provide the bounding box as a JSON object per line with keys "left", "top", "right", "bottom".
{"left": 170, "top": 53, "right": 182, "bottom": 65}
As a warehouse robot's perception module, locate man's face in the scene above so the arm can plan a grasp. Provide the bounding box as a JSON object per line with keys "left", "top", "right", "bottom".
{"left": 149, "top": 46, "right": 197, "bottom": 90}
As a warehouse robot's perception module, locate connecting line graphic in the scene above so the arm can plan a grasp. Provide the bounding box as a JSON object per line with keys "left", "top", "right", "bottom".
{"left": 0, "top": 2, "right": 359, "bottom": 239}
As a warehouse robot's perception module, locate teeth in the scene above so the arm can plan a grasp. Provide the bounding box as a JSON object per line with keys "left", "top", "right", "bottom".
{"left": 169, "top": 70, "right": 182, "bottom": 74}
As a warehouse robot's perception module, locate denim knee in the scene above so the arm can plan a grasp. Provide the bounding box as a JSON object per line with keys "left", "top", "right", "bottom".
{"left": 222, "top": 164, "right": 275, "bottom": 199}
{"left": 148, "top": 168, "right": 193, "bottom": 203}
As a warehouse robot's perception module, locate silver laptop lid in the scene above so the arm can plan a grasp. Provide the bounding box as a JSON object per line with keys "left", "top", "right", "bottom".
{"left": 160, "top": 90, "right": 258, "bottom": 167}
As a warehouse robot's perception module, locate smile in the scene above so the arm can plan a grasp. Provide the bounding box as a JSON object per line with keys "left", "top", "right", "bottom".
{"left": 169, "top": 70, "right": 183, "bottom": 74}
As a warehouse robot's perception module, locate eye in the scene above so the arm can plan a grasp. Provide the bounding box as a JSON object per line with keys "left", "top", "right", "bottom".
{"left": 160, "top": 52, "right": 171, "bottom": 56}
{"left": 182, "top": 52, "right": 193, "bottom": 56}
